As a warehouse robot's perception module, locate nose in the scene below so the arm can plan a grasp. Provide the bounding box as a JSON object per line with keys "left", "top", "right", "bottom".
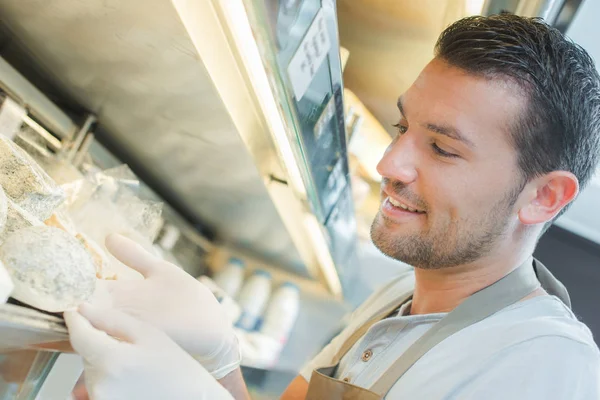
{"left": 376, "top": 135, "right": 418, "bottom": 184}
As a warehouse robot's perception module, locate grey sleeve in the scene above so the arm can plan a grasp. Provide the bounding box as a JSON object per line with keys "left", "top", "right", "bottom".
{"left": 453, "top": 336, "right": 600, "bottom": 400}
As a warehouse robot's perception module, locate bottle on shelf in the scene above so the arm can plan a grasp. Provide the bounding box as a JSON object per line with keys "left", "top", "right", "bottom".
{"left": 236, "top": 269, "right": 272, "bottom": 331}
{"left": 157, "top": 223, "right": 180, "bottom": 251}
{"left": 260, "top": 281, "right": 300, "bottom": 346}
{"left": 212, "top": 257, "right": 245, "bottom": 299}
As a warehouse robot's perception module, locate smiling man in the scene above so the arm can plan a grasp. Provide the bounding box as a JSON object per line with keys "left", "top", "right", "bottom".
{"left": 286, "top": 14, "right": 600, "bottom": 399}
{"left": 65, "top": 13, "right": 600, "bottom": 400}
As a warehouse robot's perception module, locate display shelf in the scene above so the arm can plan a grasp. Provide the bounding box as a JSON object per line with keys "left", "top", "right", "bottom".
{"left": 0, "top": 303, "right": 67, "bottom": 352}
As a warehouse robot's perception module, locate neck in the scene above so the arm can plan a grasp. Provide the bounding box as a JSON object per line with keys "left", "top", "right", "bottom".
{"left": 410, "top": 252, "right": 532, "bottom": 315}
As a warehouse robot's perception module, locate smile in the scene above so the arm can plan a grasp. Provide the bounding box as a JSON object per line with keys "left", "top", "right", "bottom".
{"left": 386, "top": 196, "right": 426, "bottom": 214}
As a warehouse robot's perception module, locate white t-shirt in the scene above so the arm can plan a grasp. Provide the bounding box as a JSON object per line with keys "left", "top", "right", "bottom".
{"left": 301, "top": 271, "right": 600, "bottom": 399}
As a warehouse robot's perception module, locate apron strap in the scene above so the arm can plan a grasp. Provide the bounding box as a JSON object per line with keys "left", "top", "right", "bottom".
{"left": 369, "top": 258, "right": 540, "bottom": 395}
{"left": 330, "top": 291, "right": 414, "bottom": 365}
{"left": 533, "top": 259, "right": 571, "bottom": 308}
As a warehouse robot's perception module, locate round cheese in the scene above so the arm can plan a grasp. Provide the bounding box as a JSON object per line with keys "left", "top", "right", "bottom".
{"left": 0, "top": 226, "right": 96, "bottom": 312}
{"left": 0, "top": 137, "right": 65, "bottom": 221}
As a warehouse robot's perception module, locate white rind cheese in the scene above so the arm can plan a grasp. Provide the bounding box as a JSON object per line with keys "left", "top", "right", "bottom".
{"left": 0, "top": 226, "right": 96, "bottom": 312}
{"left": 0, "top": 137, "right": 65, "bottom": 221}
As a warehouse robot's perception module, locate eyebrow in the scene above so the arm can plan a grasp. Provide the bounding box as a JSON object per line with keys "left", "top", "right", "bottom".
{"left": 397, "top": 96, "right": 476, "bottom": 148}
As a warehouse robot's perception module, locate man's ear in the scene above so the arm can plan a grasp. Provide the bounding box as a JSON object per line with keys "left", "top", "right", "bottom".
{"left": 518, "top": 171, "right": 579, "bottom": 225}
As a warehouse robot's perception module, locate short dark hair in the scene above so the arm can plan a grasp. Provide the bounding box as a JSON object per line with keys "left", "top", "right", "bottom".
{"left": 435, "top": 14, "right": 600, "bottom": 220}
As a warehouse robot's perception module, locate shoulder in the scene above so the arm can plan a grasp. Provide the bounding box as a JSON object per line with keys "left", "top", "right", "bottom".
{"left": 441, "top": 334, "right": 600, "bottom": 400}
{"left": 406, "top": 296, "right": 600, "bottom": 399}
{"left": 477, "top": 295, "right": 597, "bottom": 348}
{"left": 437, "top": 295, "right": 600, "bottom": 372}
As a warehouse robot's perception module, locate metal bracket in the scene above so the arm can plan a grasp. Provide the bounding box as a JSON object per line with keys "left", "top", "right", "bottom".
{"left": 64, "top": 114, "right": 96, "bottom": 166}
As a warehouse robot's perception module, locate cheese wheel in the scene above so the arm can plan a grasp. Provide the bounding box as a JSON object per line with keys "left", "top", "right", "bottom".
{"left": 0, "top": 137, "right": 65, "bottom": 221}
{"left": 44, "top": 213, "right": 113, "bottom": 278}
{"left": 0, "top": 226, "right": 96, "bottom": 312}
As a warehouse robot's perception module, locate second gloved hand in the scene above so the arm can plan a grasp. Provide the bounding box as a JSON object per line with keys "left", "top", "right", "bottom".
{"left": 92, "top": 234, "right": 240, "bottom": 379}
{"left": 65, "top": 303, "right": 234, "bottom": 400}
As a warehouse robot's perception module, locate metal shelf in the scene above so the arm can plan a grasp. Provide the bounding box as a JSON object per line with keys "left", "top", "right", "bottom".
{"left": 0, "top": 303, "right": 67, "bottom": 352}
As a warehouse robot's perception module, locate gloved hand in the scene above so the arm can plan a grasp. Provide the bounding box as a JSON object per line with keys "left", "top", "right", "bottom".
{"left": 64, "top": 303, "right": 234, "bottom": 400}
{"left": 92, "top": 234, "right": 240, "bottom": 379}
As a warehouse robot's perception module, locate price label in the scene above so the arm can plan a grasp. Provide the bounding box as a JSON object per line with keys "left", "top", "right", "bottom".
{"left": 0, "top": 97, "right": 26, "bottom": 140}
{"left": 287, "top": 8, "right": 331, "bottom": 100}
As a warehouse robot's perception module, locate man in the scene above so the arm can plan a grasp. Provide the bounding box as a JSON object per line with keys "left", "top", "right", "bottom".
{"left": 65, "top": 14, "right": 600, "bottom": 399}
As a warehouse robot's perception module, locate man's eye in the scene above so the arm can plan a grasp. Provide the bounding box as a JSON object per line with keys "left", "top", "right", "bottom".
{"left": 432, "top": 143, "right": 458, "bottom": 158}
{"left": 392, "top": 123, "right": 408, "bottom": 135}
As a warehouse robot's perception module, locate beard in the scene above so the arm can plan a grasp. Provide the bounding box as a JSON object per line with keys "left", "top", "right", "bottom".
{"left": 370, "top": 181, "right": 524, "bottom": 269}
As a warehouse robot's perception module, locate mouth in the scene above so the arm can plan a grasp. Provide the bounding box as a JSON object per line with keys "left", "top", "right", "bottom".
{"left": 380, "top": 194, "right": 426, "bottom": 221}
{"left": 386, "top": 196, "right": 426, "bottom": 214}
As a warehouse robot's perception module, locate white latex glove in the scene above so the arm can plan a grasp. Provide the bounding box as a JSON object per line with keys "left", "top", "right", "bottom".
{"left": 197, "top": 275, "right": 242, "bottom": 323}
{"left": 92, "top": 234, "right": 240, "bottom": 379}
{"left": 64, "top": 303, "right": 234, "bottom": 400}
{"left": 236, "top": 328, "right": 283, "bottom": 369}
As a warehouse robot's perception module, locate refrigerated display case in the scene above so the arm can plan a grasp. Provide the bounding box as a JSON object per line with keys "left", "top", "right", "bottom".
{"left": 0, "top": 42, "right": 214, "bottom": 400}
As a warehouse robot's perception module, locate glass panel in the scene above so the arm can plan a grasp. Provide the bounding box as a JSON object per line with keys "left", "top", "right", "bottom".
{"left": 0, "top": 350, "right": 59, "bottom": 400}
{"left": 246, "top": 0, "right": 349, "bottom": 222}
{"left": 246, "top": 0, "right": 358, "bottom": 292}
{"left": 275, "top": 1, "right": 348, "bottom": 221}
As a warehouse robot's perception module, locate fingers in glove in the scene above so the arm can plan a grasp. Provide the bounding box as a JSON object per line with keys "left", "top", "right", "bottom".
{"left": 91, "top": 279, "right": 139, "bottom": 307}
{"left": 105, "top": 234, "right": 160, "bottom": 277}
{"left": 78, "top": 303, "right": 148, "bottom": 344}
{"left": 64, "top": 309, "right": 119, "bottom": 362}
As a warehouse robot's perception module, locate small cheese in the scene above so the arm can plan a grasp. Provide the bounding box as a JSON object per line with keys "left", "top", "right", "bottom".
{"left": 0, "top": 136, "right": 65, "bottom": 221}
{"left": 45, "top": 213, "right": 113, "bottom": 278}
{"left": 0, "top": 226, "right": 96, "bottom": 312}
